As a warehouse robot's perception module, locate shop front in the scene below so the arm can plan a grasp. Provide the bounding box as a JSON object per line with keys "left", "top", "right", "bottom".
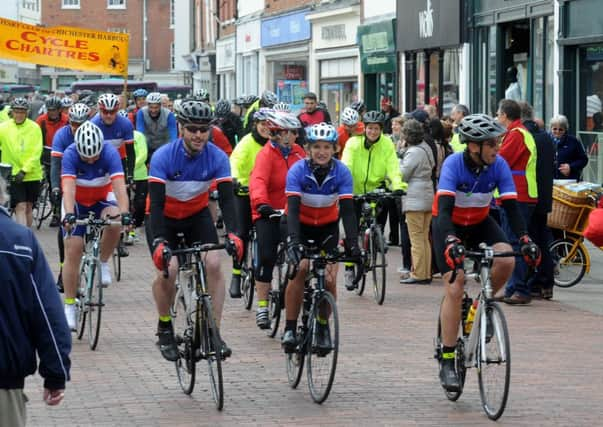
{"left": 216, "top": 36, "right": 236, "bottom": 101}
{"left": 307, "top": 4, "right": 360, "bottom": 124}
{"left": 470, "top": 0, "right": 554, "bottom": 119}
{"left": 357, "top": 19, "right": 397, "bottom": 111}
{"left": 235, "top": 18, "right": 261, "bottom": 97}
{"left": 558, "top": 0, "right": 603, "bottom": 183}
{"left": 260, "top": 9, "right": 311, "bottom": 111}
{"left": 397, "top": 0, "right": 463, "bottom": 116}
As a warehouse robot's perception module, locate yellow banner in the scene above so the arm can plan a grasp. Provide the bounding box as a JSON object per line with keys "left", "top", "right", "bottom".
{"left": 0, "top": 17, "right": 129, "bottom": 76}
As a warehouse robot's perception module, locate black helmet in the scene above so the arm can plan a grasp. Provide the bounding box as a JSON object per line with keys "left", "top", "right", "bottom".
{"left": 350, "top": 100, "right": 366, "bottom": 113}
{"left": 243, "top": 94, "right": 259, "bottom": 107}
{"left": 10, "top": 97, "right": 30, "bottom": 110}
{"left": 362, "top": 110, "right": 385, "bottom": 125}
{"left": 457, "top": 114, "right": 506, "bottom": 143}
{"left": 45, "top": 96, "right": 62, "bottom": 110}
{"left": 260, "top": 90, "right": 277, "bottom": 108}
{"left": 215, "top": 99, "right": 231, "bottom": 117}
{"left": 175, "top": 100, "right": 213, "bottom": 124}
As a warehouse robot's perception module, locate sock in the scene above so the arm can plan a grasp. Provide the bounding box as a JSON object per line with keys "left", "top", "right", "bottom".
{"left": 285, "top": 319, "right": 297, "bottom": 332}
{"left": 258, "top": 300, "right": 268, "bottom": 309}
{"left": 158, "top": 316, "right": 171, "bottom": 329}
{"left": 442, "top": 345, "right": 456, "bottom": 360}
{"left": 316, "top": 315, "right": 327, "bottom": 326}
{"left": 64, "top": 298, "right": 75, "bottom": 305}
{"left": 232, "top": 268, "right": 241, "bottom": 276}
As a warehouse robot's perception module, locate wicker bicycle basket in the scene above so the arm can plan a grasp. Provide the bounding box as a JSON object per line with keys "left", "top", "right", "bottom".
{"left": 547, "top": 186, "right": 595, "bottom": 231}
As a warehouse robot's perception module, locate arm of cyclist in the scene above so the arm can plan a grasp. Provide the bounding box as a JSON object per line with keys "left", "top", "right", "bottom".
{"left": 286, "top": 195, "right": 304, "bottom": 265}
{"left": 217, "top": 180, "right": 244, "bottom": 261}
{"left": 167, "top": 112, "right": 178, "bottom": 141}
{"left": 111, "top": 175, "right": 131, "bottom": 225}
{"left": 340, "top": 197, "right": 360, "bottom": 257}
{"left": 124, "top": 141, "right": 135, "bottom": 183}
{"left": 21, "top": 125, "right": 44, "bottom": 179}
{"left": 60, "top": 176, "right": 76, "bottom": 229}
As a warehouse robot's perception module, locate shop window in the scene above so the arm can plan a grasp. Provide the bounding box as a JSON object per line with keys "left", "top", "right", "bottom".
{"left": 107, "top": 0, "right": 126, "bottom": 9}
{"left": 273, "top": 61, "right": 307, "bottom": 111}
{"left": 443, "top": 49, "right": 460, "bottom": 116}
{"left": 416, "top": 51, "right": 426, "bottom": 108}
{"left": 544, "top": 15, "right": 554, "bottom": 124}
{"left": 320, "top": 82, "right": 358, "bottom": 125}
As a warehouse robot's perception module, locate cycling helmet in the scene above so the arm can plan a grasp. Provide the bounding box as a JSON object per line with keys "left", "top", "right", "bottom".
{"left": 341, "top": 107, "right": 359, "bottom": 126}
{"left": 146, "top": 92, "right": 162, "bottom": 105}
{"left": 362, "top": 110, "right": 385, "bottom": 125}
{"left": 273, "top": 102, "right": 291, "bottom": 113}
{"left": 98, "top": 93, "right": 120, "bottom": 111}
{"left": 253, "top": 107, "right": 274, "bottom": 122}
{"left": 45, "top": 96, "right": 62, "bottom": 110}
{"left": 264, "top": 111, "right": 301, "bottom": 132}
{"left": 117, "top": 109, "right": 129, "bottom": 118}
{"left": 68, "top": 103, "right": 91, "bottom": 123}
{"left": 243, "top": 94, "right": 259, "bottom": 107}
{"left": 10, "top": 97, "right": 29, "bottom": 110}
{"left": 61, "top": 96, "right": 73, "bottom": 108}
{"left": 175, "top": 100, "right": 213, "bottom": 124}
{"left": 457, "top": 114, "right": 506, "bottom": 143}
{"left": 79, "top": 89, "right": 94, "bottom": 97}
{"left": 350, "top": 100, "right": 366, "bottom": 113}
{"left": 75, "top": 121, "right": 104, "bottom": 158}
{"left": 80, "top": 95, "right": 97, "bottom": 109}
{"left": 307, "top": 122, "right": 338, "bottom": 144}
{"left": 132, "top": 88, "right": 148, "bottom": 99}
{"left": 260, "top": 90, "right": 277, "bottom": 108}
{"left": 215, "top": 99, "right": 231, "bottom": 117}
{"left": 194, "top": 88, "right": 210, "bottom": 102}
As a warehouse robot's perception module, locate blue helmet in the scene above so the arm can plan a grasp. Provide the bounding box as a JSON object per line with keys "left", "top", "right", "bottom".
{"left": 132, "top": 88, "right": 148, "bottom": 99}
{"left": 306, "top": 122, "right": 338, "bottom": 144}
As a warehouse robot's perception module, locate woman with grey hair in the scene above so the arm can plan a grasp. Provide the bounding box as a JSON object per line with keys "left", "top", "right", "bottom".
{"left": 549, "top": 114, "right": 588, "bottom": 180}
{"left": 399, "top": 119, "right": 435, "bottom": 284}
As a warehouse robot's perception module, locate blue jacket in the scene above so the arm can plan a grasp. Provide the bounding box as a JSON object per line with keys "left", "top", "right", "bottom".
{"left": 0, "top": 207, "right": 71, "bottom": 390}
{"left": 552, "top": 132, "right": 588, "bottom": 180}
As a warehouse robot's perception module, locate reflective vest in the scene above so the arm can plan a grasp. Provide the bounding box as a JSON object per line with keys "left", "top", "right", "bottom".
{"left": 511, "top": 126, "right": 538, "bottom": 199}
{"left": 141, "top": 107, "right": 170, "bottom": 150}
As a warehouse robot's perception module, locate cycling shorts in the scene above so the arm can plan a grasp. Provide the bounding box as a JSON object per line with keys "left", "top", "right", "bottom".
{"left": 62, "top": 199, "right": 118, "bottom": 238}
{"left": 10, "top": 181, "right": 40, "bottom": 205}
{"left": 299, "top": 221, "right": 339, "bottom": 254}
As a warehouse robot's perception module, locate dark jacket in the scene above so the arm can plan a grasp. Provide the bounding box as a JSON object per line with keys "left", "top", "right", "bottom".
{"left": 0, "top": 207, "right": 71, "bottom": 390}
{"left": 525, "top": 120, "right": 554, "bottom": 214}
{"left": 552, "top": 132, "right": 588, "bottom": 180}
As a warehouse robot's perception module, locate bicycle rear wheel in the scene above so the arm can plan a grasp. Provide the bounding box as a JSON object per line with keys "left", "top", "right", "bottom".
{"left": 113, "top": 247, "right": 122, "bottom": 282}
{"left": 268, "top": 250, "right": 286, "bottom": 338}
{"left": 34, "top": 181, "right": 51, "bottom": 229}
{"left": 200, "top": 297, "right": 224, "bottom": 411}
{"left": 355, "top": 233, "right": 368, "bottom": 296}
{"left": 172, "top": 282, "right": 196, "bottom": 395}
{"left": 76, "top": 261, "right": 88, "bottom": 340}
{"left": 307, "top": 291, "right": 339, "bottom": 404}
{"left": 477, "top": 302, "right": 511, "bottom": 421}
{"left": 435, "top": 298, "right": 466, "bottom": 401}
{"left": 286, "top": 327, "right": 306, "bottom": 389}
{"left": 242, "top": 240, "right": 255, "bottom": 310}
{"left": 371, "top": 228, "right": 387, "bottom": 305}
{"left": 87, "top": 260, "right": 103, "bottom": 350}
{"left": 550, "top": 239, "right": 587, "bottom": 288}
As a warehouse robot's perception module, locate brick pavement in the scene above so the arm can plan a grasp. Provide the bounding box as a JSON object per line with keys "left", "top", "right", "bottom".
{"left": 24, "top": 225, "right": 603, "bottom": 426}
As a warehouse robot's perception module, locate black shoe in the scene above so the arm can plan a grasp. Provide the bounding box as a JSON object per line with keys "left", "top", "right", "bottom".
{"left": 156, "top": 326, "right": 179, "bottom": 362}
{"left": 49, "top": 215, "right": 60, "bottom": 227}
{"left": 117, "top": 245, "right": 129, "bottom": 258}
{"left": 56, "top": 271, "right": 64, "bottom": 294}
{"left": 314, "top": 323, "right": 332, "bottom": 355}
{"left": 216, "top": 215, "right": 224, "bottom": 229}
{"left": 229, "top": 274, "right": 242, "bottom": 298}
{"left": 439, "top": 360, "right": 460, "bottom": 392}
{"left": 220, "top": 338, "right": 232, "bottom": 359}
{"left": 281, "top": 330, "right": 297, "bottom": 353}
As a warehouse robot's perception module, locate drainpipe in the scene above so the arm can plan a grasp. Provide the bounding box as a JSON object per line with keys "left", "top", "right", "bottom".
{"left": 143, "top": 0, "right": 148, "bottom": 77}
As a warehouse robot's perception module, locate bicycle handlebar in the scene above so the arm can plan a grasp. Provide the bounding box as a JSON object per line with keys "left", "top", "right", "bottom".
{"left": 287, "top": 246, "right": 365, "bottom": 284}
{"left": 448, "top": 245, "right": 523, "bottom": 284}
{"left": 161, "top": 242, "right": 227, "bottom": 279}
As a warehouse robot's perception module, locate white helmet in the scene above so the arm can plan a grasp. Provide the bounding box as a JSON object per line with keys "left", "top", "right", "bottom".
{"left": 75, "top": 121, "right": 104, "bottom": 158}
{"left": 341, "top": 107, "right": 359, "bottom": 126}
{"left": 68, "top": 103, "right": 91, "bottom": 123}
{"left": 98, "top": 93, "right": 120, "bottom": 111}
{"left": 146, "top": 92, "right": 162, "bottom": 105}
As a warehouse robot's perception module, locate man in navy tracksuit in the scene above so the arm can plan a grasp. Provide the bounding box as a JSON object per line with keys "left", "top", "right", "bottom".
{"left": 0, "top": 177, "right": 71, "bottom": 426}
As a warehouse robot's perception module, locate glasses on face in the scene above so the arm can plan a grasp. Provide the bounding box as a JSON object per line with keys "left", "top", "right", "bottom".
{"left": 101, "top": 109, "right": 118, "bottom": 115}
{"left": 482, "top": 138, "right": 501, "bottom": 148}
{"left": 184, "top": 124, "right": 210, "bottom": 134}
{"left": 70, "top": 121, "right": 83, "bottom": 128}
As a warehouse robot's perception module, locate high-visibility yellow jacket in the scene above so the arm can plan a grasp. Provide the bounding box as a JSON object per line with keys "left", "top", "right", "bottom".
{"left": 133, "top": 130, "right": 148, "bottom": 181}
{"left": 229, "top": 132, "right": 264, "bottom": 190}
{"left": 0, "top": 118, "right": 43, "bottom": 182}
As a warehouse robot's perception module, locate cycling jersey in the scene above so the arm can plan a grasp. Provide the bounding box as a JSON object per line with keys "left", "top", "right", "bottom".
{"left": 148, "top": 139, "right": 231, "bottom": 219}
{"left": 285, "top": 159, "right": 353, "bottom": 226}
{"left": 61, "top": 142, "right": 124, "bottom": 207}
{"left": 51, "top": 124, "right": 75, "bottom": 158}
{"left": 36, "top": 113, "right": 68, "bottom": 148}
{"left": 0, "top": 118, "right": 44, "bottom": 182}
{"left": 432, "top": 152, "right": 517, "bottom": 226}
{"left": 90, "top": 114, "right": 134, "bottom": 159}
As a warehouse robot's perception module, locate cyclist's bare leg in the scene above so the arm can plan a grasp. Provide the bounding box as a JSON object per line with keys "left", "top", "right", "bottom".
{"left": 255, "top": 280, "right": 270, "bottom": 301}
{"left": 440, "top": 269, "right": 466, "bottom": 347}
{"left": 152, "top": 258, "right": 179, "bottom": 317}
{"left": 320, "top": 263, "right": 339, "bottom": 319}
{"left": 98, "top": 206, "right": 121, "bottom": 263}
{"left": 490, "top": 242, "right": 515, "bottom": 293}
{"left": 63, "top": 236, "right": 85, "bottom": 299}
{"left": 208, "top": 199, "right": 218, "bottom": 223}
{"left": 204, "top": 250, "right": 225, "bottom": 328}
{"left": 14, "top": 202, "right": 31, "bottom": 227}
{"left": 285, "top": 260, "right": 309, "bottom": 321}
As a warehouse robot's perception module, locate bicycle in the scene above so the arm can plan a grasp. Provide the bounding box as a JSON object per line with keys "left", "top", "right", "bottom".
{"left": 32, "top": 147, "right": 54, "bottom": 229}
{"left": 352, "top": 189, "right": 393, "bottom": 305}
{"left": 285, "top": 241, "right": 363, "bottom": 404}
{"left": 74, "top": 212, "right": 122, "bottom": 350}
{"left": 112, "top": 231, "right": 130, "bottom": 282}
{"left": 434, "top": 243, "right": 521, "bottom": 420}
{"left": 168, "top": 236, "right": 227, "bottom": 411}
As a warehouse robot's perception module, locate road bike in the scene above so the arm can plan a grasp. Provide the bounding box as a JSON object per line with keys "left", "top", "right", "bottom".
{"left": 75, "top": 212, "right": 121, "bottom": 350}
{"left": 32, "top": 147, "right": 54, "bottom": 229}
{"left": 434, "top": 243, "right": 521, "bottom": 420}
{"left": 168, "top": 236, "right": 227, "bottom": 410}
{"left": 352, "top": 189, "right": 394, "bottom": 305}
{"left": 286, "top": 242, "right": 363, "bottom": 404}
{"left": 112, "top": 231, "right": 130, "bottom": 282}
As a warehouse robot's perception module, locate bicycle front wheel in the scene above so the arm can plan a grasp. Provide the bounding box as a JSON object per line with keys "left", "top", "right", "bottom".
{"left": 268, "top": 250, "right": 286, "bottom": 338}
{"left": 371, "top": 228, "right": 387, "bottom": 305}
{"left": 76, "top": 261, "right": 88, "bottom": 340}
{"left": 87, "top": 260, "right": 103, "bottom": 350}
{"left": 112, "top": 247, "right": 122, "bottom": 282}
{"left": 34, "top": 181, "right": 51, "bottom": 229}
{"left": 477, "top": 302, "right": 511, "bottom": 421}
{"left": 550, "top": 239, "right": 587, "bottom": 288}
{"left": 307, "top": 291, "right": 339, "bottom": 404}
{"left": 172, "top": 283, "right": 196, "bottom": 395}
{"left": 200, "top": 297, "right": 224, "bottom": 411}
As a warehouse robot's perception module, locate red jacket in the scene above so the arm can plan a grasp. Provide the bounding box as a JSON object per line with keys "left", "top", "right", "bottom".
{"left": 249, "top": 142, "right": 306, "bottom": 222}
{"left": 499, "top": 119, "right": 536, "bottom": 203}
{"left": 337, "top": 122, "right": 364, "bottom": 158}
{"left": 36, "top": 113, "right": 68, "bottom": 147}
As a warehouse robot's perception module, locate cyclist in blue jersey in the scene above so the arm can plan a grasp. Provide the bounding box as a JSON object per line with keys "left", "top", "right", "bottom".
{"left": 60, "top": 122, "right": 131, "bottom": 330}
{"left": 281, "top": 123, "right": 360, "bottom": 353}
{"left": 432, "top": 114, "right": 540, "bottom": 392}
{"left": 146, "top": 100, "right": 243, "bottom": 362}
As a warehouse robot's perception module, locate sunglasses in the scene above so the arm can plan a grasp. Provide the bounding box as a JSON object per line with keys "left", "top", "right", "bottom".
{"left": 100, "top": 109, "right": 118, "bottom": 115}
{"left": 184, "top": 124, "right": 210, "bottom": 134}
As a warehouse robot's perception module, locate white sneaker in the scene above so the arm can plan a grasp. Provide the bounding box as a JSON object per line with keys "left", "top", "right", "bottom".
{"left": 64, "top": 304, "right": 76, "bottom": 331}
{"left": 100, "top": 262, "right": 112, "bottom": 287}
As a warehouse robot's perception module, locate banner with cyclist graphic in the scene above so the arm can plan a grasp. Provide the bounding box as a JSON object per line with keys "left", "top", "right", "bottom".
{"left": 0, "top": 17, "right": 129, "bottom": 76}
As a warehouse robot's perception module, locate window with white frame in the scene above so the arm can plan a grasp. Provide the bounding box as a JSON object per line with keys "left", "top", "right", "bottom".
{"left": 107, "top": 0, "right": 126, "bottom": 9}
{"left": 62, "top": 0, "right": 80, "bottom": 9}
{"left": 170, "top": 0, "right": 175, "bottom": 27}
{"left": 22, "top": 0, "right": 40, "bottom": 11}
